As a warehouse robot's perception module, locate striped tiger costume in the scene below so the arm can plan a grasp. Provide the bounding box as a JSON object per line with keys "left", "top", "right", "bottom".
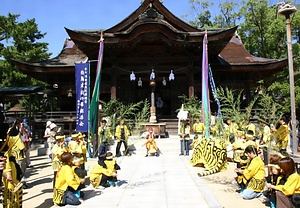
{"left": 190, "top": 138, "right": 228, "bottom": 177}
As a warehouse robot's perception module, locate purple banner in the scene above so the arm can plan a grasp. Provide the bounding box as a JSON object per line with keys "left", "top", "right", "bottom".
{"left": 75, "top": 62, "right": 90, "bottom": 132}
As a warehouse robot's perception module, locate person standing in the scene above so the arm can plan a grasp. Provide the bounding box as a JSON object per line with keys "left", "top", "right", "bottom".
{"left": 192, "top": 118, "right": 205, "bottom": 147}
{"left": 97, "top": 120, "right": 112, "bottom": 156}
{"left": 44, "top": 120, "right": 52, "bottom": 151}
{"left": 272, "top": 117, "right": 289, "bottom": 155}
{"left": 258, "top": 119, "right": 271, "bottom": 164}
{"left": 7, "top": 119, "right": 26, "bottom": 183}
{"left": 2, "top": 119, "right": 25, "bottom": 207}
{"left": 47, "top": 123, "right": 57, "bottom": 160}
{"left": 115, "top": 120, "right": 131, "bottom": 157}
{"left": 179, "top": 120, "right": 190, "bottom": 156}
{"left": 21, "top": 119, "right": 32, "bottom": 168}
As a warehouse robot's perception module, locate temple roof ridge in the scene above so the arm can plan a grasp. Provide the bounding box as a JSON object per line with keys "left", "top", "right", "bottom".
{"left": 105, "top": 0, "right": 200, "bottom": 33}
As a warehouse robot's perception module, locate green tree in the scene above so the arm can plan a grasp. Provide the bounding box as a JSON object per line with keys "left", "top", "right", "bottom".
{"left": 0, "top": 13, "right": 51, "bottom": 109}
{"left": 217, "top": 87, "right": 259, "bottom": 129}
{"left": 0, "top": 13, "right": 50, "bottom": 87}
{"left": 213, "top": 1, "right": 241, "bottom": 28}
{"left": 184, "top": 0, "right": 214, "bottom": 28}
{"left": 238, "top": 0, "right": 286, "bottom": 58}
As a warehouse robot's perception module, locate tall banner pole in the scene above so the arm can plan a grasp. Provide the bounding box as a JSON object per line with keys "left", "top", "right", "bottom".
{"left": 201, "top": 32, "right": 210, "bottom": 139}
{"left": 89, "top": 31, "right": 104, "bottom": 157}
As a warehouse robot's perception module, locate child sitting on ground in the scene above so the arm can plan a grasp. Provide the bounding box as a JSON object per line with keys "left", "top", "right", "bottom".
{"left": 103, "top": 152, "right": 121, "bottom": 187}
{"left": 90, "top": 154, "right": 117, "bottom": 189}
{"left": 72, "top": 156, "right": 87, "bottom": 199}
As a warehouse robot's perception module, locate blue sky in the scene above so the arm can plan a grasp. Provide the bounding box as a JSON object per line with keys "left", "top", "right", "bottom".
{"left": 0, "top": 0, "right": 192, "bottom": 58}
{"left": 0, "top": 0, "right": 299, "bottom": 58}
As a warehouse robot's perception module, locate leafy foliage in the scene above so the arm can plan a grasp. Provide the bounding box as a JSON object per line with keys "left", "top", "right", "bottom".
{"left": 0, "top": 13, "right": 51, "bottom": 110}
{"left": 216, "top": 87, "right": 258, "bottom": 129}
{"left": 177, "top": 95, "right": 201, "bottom": 123}
{"left": 256, "top": 88, "right": 285, "bottom": 125}
{"left": 184, "top": 0, "right": 214, "bottom": 28}
{"left": 101, "top": 99, "right": 150, "bottom": 135}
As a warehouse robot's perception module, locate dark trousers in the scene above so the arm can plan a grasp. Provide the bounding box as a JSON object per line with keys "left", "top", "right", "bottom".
{"left": 116, "top": 140, "right": 128, "bottom": 156}
{"left": 62, "top": 190, "right": 81, "bottom": 206}
{"left": 261, "top": 147, "right": 268, "bottom": 165}
{"left": 53, "top": 171, "right": 57, "bottom": 188}
{"left": 100, "top": 174, "right": 110, "bottom": 186}
{"left": 108, "top": 175, "right": 118, "bottom": 182}
{"left": 99, "top": 143, "right": 109, "bottom": 156}
{"left": 180, "top": 140, "right": 189, "bottom": 155}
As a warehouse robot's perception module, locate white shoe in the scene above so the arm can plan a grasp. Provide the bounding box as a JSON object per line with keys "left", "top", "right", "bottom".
{"left": 21, "top": 177, "right": 27, "bottom": 183}
{"left": 96, "top": 186, "right": 105, "bottom": 190}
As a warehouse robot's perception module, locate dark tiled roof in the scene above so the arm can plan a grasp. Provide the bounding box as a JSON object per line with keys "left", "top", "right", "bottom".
{"left": 13, "top": 40, "right": 87, "bottom": 68}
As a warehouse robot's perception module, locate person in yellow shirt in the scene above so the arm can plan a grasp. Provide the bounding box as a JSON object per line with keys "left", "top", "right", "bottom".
{"left": 2, "top": 120, "right": 24, "bottom": 208}
{"left": 53, "top": 152, "right": 82, "bottom": 206}
{"left": 104, "top": 152, "right": 121, "bottom": 187}
{"left": 51, "top": 132, "right": 69, "bottom": 187}
{"left": 7, "top": 119, "right": 26, "bottom": 180}
{"left": 226, "top": 119, "right": 238, "bottom": 143}
{"left": 235, "top": 145, "right": 265, "bottom": 200}
{"left": 192, "top": 119, "right": 205, "bottom": 145}
{"left": 258, "top": 119, "right": 271, "bottom": 165}
{"left": 115, "top": 120, "right": 131, "bottom": 157}
{"left": 245, "top": 118, "right": 256, "bottom": 138}
{"left": 272, "top": 117, "right": 289, "bottom": 155}
{"left": 90, "top": 154, "right": 117, "bottom": 189}
{"left": 72, "top": 156, "right": 87, "bottom": 199}
{"left": 142, "top": 128, "right": 160, "bottom": 157}
{"left": 68, "top": 131, "right": 87, "bottom": 169}
{"left": 266, "top": 157, "right": 300, "bottom": 208}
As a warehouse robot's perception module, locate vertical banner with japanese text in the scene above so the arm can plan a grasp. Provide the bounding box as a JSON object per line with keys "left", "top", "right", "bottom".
{"left": 75, "top": 62, "right": 90, "bottom": 132}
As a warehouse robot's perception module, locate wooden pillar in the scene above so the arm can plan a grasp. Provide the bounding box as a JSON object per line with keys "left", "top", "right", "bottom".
{"left": 245, "top": 82, "right": 251, "bottom": 106}
{"left": 111, "top": 67, "right": 117, "bottom": 99}
{"left": 149, "top": 81, "right": 157, "bottom": 123}
{"left": 188, "top": 66, "right": 194, "bottom": 98}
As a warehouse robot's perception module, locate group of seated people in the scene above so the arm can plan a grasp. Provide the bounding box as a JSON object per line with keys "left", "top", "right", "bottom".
{"left": 53, "top": 150, "right": 121, "bottom": 206}
{"left": 234, "top": 145, "right": 300, "bottom": 208}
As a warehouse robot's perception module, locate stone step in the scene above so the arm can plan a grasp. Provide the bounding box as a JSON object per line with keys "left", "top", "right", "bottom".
{"left": 159, "top": 118, "right": 179, "bottom": 136}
